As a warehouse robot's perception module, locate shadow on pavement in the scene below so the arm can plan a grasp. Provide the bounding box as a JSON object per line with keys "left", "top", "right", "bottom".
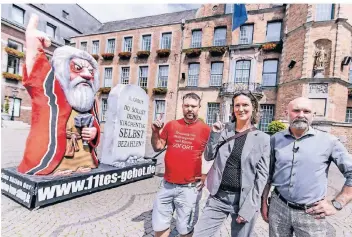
{"left": 132, "top": 209, "right": 180, "bottom": 237}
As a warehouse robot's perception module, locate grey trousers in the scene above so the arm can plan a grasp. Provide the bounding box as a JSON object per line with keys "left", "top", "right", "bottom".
{"left": 269, "top": 191, "right": 327, "bottom": 237}
{"left": 193, "top": 189, "right": 258, "bottom": 237}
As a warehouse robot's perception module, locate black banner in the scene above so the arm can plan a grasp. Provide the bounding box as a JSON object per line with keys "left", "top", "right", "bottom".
{"left": 1, "top": 169, "right": 36, "bottom": 208}
{"left": 1, "top": 161, "right": 156, "bottom": 209}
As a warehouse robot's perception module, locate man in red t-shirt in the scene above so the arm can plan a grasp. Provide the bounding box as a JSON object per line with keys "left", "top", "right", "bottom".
{"left": 151, "top": 93, "right": 211, "bottom": 237}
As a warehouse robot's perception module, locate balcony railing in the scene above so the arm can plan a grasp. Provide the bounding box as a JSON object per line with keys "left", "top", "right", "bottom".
{"left": 219, "top": 82, "right": 263, "bottom": 98}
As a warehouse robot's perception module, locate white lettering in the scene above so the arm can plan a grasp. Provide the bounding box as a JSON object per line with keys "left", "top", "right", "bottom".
{"left": 127, "top": 170, "right": 133, "bottom": 179}
{"left": 111, "top": 173, "right": 118, "bottom": 183}
{"left": 1, "top": 173, "right": 9, "bottom": 180}
{"left": 121, "top": 171, "right": 127, "bottom": 182}
{"left": 38, "top": 186, "right": 56, "bottom": 201}
{"left": 104, "top": 174, "right": 111, "bottom": 185}
{"left": 55, "top": 183, "right": 72, "bottom": 197}
{"left": 71, "top": 180, "right": 85, "bottom": 193}
{"left": 1, "top": 181, "right": 9, "bottom": 191}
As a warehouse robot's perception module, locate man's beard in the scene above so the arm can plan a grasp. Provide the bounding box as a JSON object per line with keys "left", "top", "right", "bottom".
{"left": 185, "top": 112, "right": 197, "bottom": 121}
{"left": 290, "top": 118, "right": 309, "bottom": 130}
{"left": 65, "top": 77, "right": 96, "bottom": 112}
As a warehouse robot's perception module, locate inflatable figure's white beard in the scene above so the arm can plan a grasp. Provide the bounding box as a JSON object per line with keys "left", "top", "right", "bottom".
{"left": 65, "top": 77, "right": 96, "bottom": 112}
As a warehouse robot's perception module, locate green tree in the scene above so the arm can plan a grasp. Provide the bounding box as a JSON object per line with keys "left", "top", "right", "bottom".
{"left": 3, "top": 97, "right": 9, "bottom": 114}
{"left": 268, "top": 120, "right": 286, "bottom": 134}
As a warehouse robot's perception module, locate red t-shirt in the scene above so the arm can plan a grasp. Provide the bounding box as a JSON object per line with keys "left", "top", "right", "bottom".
{"left": 160, "top": 119, "right": 211, "bottom": 184}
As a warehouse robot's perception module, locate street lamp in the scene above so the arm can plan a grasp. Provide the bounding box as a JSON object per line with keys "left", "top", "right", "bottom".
{"left": 10, "top": 89, "right": 19, "bottom": 121}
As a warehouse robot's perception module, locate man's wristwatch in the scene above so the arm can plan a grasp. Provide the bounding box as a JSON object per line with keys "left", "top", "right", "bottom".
{"left": 331, "top": 199, "right": 343, "bottom": 211}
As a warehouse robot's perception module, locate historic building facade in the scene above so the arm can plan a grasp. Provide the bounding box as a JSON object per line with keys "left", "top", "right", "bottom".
{"left": 3, "top": 4, "right": 352, "bottom": 152}
{"left": 1, "top": 4, "right": 101, "bottom": 123}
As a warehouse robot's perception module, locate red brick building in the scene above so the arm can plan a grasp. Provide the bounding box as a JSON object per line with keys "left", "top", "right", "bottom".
{"left": 3, "top": 4, "right": 352, "bottom": 152}
{"left": 73, "top": 4, "right": 352, "bottom": 152}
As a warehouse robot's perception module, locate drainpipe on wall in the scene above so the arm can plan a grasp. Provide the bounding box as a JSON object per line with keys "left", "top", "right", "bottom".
{"left": 174, "top": 19, "right": 185, "bottom": 120}
{"left": 332, "top": 4, "right": 340, "bottom": 77}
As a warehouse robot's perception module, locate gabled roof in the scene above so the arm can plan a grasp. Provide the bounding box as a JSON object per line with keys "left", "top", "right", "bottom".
{"left": 31, "top": 4, "right": 102, "bottom": 34}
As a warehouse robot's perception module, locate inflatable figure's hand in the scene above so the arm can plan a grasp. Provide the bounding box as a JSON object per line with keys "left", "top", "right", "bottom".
{"left": 25, "top": 14, "right": 52, "bottom": 76}
{"left": 82, "top": 127, "right": 97, "bottom": 142}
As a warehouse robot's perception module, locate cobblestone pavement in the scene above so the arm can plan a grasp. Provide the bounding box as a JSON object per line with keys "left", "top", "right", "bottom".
{"left": 1, "top": 127, "right": 351, "bottom": 237}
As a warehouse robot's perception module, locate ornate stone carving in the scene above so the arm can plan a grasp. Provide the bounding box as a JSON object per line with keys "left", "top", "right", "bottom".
{"left": 309, "top": 83, "right": 328, "bottom": 94}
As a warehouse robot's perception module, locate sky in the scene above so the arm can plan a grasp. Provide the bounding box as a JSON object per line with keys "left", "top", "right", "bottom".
{"left": 79, "top": 4, "right": 202, "bottom": 23}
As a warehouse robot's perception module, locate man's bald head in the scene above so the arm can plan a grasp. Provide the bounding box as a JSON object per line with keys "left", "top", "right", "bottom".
{"left": 288, "top": 97, "right": 313, "bottom": 111}
{"left": 286, "top": 97, "right": 314, "bottom": 130}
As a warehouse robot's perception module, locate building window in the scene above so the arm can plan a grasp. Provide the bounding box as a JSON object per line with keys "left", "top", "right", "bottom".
{"left": 161, "top": 33, "right": 172, "bottom": 49}
{"left": 154, "top": 100, "right": 166, "bottom": 120}
{"left": 7, "top": 55, "right": 20, "bottom": 74}
{"left": 142, "top": 35, "right": 151, "bottom": 51}
{"left": 213, "top": 27, "right": 227, "bottom": 46}
{"left": 80, "top": 42, "right": 87, "bottom": 52}
{"left": 107, "top": 39, "right": 115, "bottom": 53}
{"left": 101, "top": 98, "right": 108, "bottom": 122}
{"left": 6, "top": 40, "right": 22, "bottom": 75}
{"left": 316, "top": 4, "right": 334, "bottom": 21}
{"left": 92, "top": 40, "right": 99, "bottom": 54}
{"left": 104, "top": 68, "right": 112, "bottom": 87}
{"left": 12, "top": 5, "right": 24, "bottom": 24}
{"left": 235, "top": 60, "right": 251, "bottom": 84}
{"left": 139, "top": 66, "right": 148, "bottom": 88}
{"left": 210, "top": 62, "right": 223, "bottom": 86}
{"left": 225, "top": 4, "right": 233, "bottom": 14}
{"left": 9, "top": 97, "right": 21, "bottom": 117}
{"left": 262, "top": 60, "right": 278, "bottom": 86}
{"left": 266, "top": 22, "right": 281, "bottom": 42}
{"left": 349, "top": 63, "right": 352, "bottom": 83}
{"left": 121, "top": 67, "right": 130, "bottom": 85}
{"left": 239, "top": 24, "right": 254, "bottom": 44}
{"left": 46, "top": 23, "right": 56, "bottom": 38}
{"left": 62, "top": 10, "right": 69, "bottom": 19}
{"left": 346, "top": 108, "right": 352, "bottom": 123}
{"left": 8, "top": 39, "right": 23, "bottom": 51}
{"left": 124, "top": 37, "right": 133, "bottom": 52}
{"left": 206, "top": 103, "right": 220, "bottom": 126}
{"left": 188, "top": 63, "right": 200, "bottom": 87}
{"left": 158, "top": 65, "right": 169, "bottom": 88}
{"left": 259, "top": 105, "right": 275, "bottom": 132}
{"left": 191, "top": 30, "right": 202, "bottom": 48}
{"left": 70, "top": 43, "right": 76, "bottom": 48}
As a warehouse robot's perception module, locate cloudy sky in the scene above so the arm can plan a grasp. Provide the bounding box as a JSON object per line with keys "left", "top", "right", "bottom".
{"left": 79, "top": 4, "right": 201, "bottom": 23}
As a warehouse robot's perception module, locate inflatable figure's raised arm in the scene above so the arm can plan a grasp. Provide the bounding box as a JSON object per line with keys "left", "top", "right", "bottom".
{"left": 25, "top": 14, "right": 51, "bottom": 76}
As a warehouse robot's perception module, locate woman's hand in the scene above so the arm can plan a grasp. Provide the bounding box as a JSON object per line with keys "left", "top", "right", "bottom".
{"left": 236, "top": 215, "right": 247, "bottom": 224}
{"left": 212, "top": 121, "right": 224, "bottom": 133}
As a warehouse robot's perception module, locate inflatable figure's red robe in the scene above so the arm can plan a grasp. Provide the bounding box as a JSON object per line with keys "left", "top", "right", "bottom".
{"left": 17, "top": 50, "right": 100, "bottom": 175}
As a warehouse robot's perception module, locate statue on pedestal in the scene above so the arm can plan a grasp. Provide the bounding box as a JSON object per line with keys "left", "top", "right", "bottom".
{"left": 313, "top": 46, "right": 328, "bottom": 78}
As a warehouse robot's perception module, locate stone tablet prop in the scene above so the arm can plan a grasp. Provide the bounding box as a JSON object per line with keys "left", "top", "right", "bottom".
{"left": 101, "top": 84, "right": 149, "bottom": 167}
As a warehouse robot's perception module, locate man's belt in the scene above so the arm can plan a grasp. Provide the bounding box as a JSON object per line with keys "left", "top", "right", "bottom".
{"left": 274, "top": 188, "right": 315, "bottom": 210}
{"left": 165, "top": 180, "right": 198, "bottom": 187}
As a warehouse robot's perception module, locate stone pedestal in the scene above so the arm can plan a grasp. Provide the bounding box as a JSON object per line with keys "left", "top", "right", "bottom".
{"left": 313, "top": 67, "right": 324, "bottom": 78}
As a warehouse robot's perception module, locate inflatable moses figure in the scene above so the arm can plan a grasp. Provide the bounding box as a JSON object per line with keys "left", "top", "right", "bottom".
{"left": 18, "top": 14, "right": 100, "bottom": 175}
